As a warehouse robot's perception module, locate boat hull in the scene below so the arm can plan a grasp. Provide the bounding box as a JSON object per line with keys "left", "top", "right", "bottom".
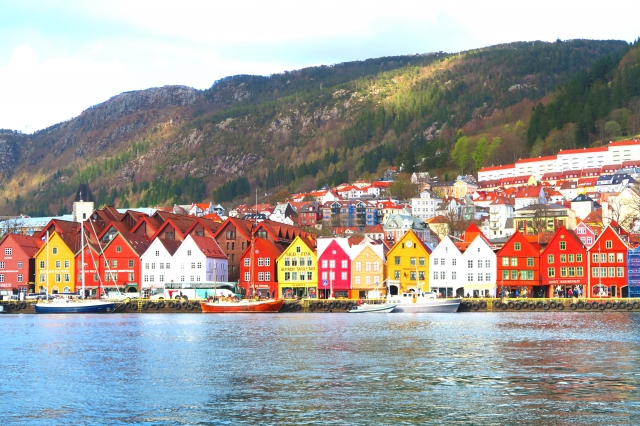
{"left": 34, "top": 301, "right": 116, "bottom": 314}
{"left": 349, "top": 303, "right": 397, "bottom": 313}
{"left": 200, "top": 299, "right": 284, "bottom": 313}
{"left": 391, "top": 298, "right": 462, "bottom": 313}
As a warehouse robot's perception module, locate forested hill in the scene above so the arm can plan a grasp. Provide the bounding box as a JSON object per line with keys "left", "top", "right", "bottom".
{"left": 0, "top": 39, "right": 631, "bottom": 216}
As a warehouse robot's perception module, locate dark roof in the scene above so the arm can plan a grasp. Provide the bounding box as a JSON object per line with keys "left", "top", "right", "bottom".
{"left": 74, "top": 184, "right": 94, "bottom": 202}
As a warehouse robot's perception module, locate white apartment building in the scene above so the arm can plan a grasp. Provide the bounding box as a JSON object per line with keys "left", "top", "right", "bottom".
{"left": 410, "top": 190, "right": 442, "bottom": 220}
{"left": 515, "top": 156, "right": 558, "bottom": 181}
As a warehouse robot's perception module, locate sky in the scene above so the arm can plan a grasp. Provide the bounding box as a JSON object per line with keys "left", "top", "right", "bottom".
{"left": 0, "top": 0, "right": 638, "bottom": 133}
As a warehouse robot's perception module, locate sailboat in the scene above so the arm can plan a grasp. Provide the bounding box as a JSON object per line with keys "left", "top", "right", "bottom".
{"left": 34, "top": 197, "right": 116, "bottom": 314}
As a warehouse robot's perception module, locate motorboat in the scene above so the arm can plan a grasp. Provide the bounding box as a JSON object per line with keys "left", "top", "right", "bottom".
{"left": 387, "top": 291, "right": 461, "bottom": 313}
{"left": 200, "top": 298, "right": 283, "bottom": 313}
{"left": 348, "top": 302, "right": 397, "bottom": 313}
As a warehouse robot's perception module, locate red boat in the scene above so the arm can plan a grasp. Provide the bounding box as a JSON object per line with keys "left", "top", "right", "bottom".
{"left": 200, "top": 298, "right": 284, "bottom": 313}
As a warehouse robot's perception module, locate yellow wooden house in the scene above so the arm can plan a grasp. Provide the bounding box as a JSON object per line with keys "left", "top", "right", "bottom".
{"left": 351, "top": 242, "right": 386, "bottom": 299}
{"left": 33, "top": 231, "right": 78, "bottom": 294}
{"left": 276, "top": 235, "right": 317, "bottom": 298}
{"left": 385, "top": 229, "right": 431, "bottom": 296}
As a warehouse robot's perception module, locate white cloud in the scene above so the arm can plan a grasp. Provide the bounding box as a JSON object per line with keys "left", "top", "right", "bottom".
{"left": 0, "top": 44, "right": 134, "bottom": 131}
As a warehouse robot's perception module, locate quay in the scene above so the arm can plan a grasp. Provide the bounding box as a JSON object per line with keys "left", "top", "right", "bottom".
{"left": 3, "top": 298, "right": 640, "bottom": 314}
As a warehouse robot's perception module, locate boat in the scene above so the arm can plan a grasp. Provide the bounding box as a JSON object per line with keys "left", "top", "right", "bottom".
{"left": 387, "top": 291, "right": 461, "bottom": 313}
{"left": 200, "top": 298, "right": 284, "bottom": 313}
{"left": 34, "top": 195, "right": 116, "bottom": 314}
{"left": 348, "top": 302, "right": 397, "bottom": 313}
{"left": 34, "top": 297, "right": 116, "bottom": 313}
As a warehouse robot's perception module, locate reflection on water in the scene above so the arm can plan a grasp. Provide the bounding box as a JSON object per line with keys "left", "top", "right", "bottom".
{"left": 2, "top": 313, "right": 640, "bottom": 425}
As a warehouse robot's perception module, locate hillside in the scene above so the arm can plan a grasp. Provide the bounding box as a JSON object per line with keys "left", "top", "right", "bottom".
{"left": 0, "top": 39, "right": 630, "bottom": 216}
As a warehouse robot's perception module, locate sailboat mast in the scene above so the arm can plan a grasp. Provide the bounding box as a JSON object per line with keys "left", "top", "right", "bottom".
{"left": 81, "top": 196, "right": 85, "bottom": 299}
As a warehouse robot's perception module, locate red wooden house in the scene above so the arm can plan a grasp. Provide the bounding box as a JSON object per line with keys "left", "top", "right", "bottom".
{"left": 0, "top": 234, "right": 43, "bottom": 297}
{"left": 298, "top": 202, "right": 323, "bottom": 228}
{"left": 317, "top": 239, "right": 352, "bottom": 299}
{"left": 588, "top": 225, "right": 629, "bottom": 298}
{"left": 238, "top": 238, "right": 283, "bottom": 298}
{"left": 540, "top": 228, "right": 587, "bottom": 298}
{"left": 213, "top": 218, "right": 255, "bottom": 282}
{"left": 496, "top": 230, "right": 542, "bottom": 297}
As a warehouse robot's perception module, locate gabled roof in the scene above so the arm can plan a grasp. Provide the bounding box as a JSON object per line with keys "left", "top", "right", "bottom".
{"left": 37, "top": 219, "right": 81, "bottom": 239}
{"left": 0, "top": 234, "right": 44, "bottom": 257}
{"left": 156, "top": 238, "right": 183, "bottom": 256}
{"left": 190, "top": 235, "right": 227, "bottom": 259}
{"left": 213, "top": 217, "right": 255, "bottom": 241}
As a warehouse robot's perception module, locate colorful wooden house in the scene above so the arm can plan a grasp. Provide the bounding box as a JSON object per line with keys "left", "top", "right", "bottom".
{"left": 317, "top": 238, "right": 352, "bottom": 299}
{"left": 238, "top": 238, "right": 283, "bottom": 298}
{"left": 540, "top": 228, "right": 588, "bottom": 298}
{"left": 213, "top": 218, "right": 255, "bottom": 282}
{"left": 34, "top": 231, "right": 79, "bottom": 294}
{"left": 350, "top": 240, "right": 385, "bottom": 299}
{"left": 276, "top": 235, "right": 317, "bottom": 298}
{"left": 97, "top": 231, "right": 151, "bottom": 296}
{"left": 385, "top": 230, "right": 432, "bottom": 296}
{"left": 0, "top": 234, "right": 43, "bottom": 298}
{"left": 588, "top": 225, "right": 628, "bottom": 298}
{"left": 495, "top": 231, "right": 541, "bottom": 297}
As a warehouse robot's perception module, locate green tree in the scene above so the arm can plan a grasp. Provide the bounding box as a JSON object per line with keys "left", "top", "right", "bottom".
{"left": 386, "top": 173, "right": 418, "bottom": 200}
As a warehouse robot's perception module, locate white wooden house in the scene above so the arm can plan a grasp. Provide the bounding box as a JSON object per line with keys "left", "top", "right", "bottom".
{"left": 172, "top": 235, "right": 228, "bottom": 283}
{"left": 461, "top": 235, "right": 497, "bottom": 297}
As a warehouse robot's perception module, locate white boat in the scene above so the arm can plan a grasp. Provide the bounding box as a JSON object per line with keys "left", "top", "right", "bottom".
{"left": 348, "top": 302, "right": 397, "bottom": 313}
{"left": 387, "top": 291, "right": 461, "bottom": 313}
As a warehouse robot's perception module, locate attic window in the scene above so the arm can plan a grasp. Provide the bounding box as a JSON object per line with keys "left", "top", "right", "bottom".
{"left": 116, "top": 246, "right": 122, "bottom": 253}
{"left": 296, "top": 246, "right": 301, "bottom": 253}
{"left": 514, "top": 243, "right": 521, "bottom": 251}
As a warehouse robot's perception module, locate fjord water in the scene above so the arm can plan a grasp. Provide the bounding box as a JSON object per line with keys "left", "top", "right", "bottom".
{"left": 2, "top": 313, "right": 640, "bottom": 425}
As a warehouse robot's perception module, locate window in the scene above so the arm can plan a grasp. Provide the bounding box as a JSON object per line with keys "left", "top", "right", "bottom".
{"left": 355, "top": 276, "right": 361, "bottom": 285}
{"left": 514, "top": 242, "right": 521, "bottom": 251}
{"left": 187, "top": 250, "right": 192, "bottom": 256}
{"left": 55, "top": 274, "right": 61, "bottom": 282}
{"left": 527, "top": 258, "right": 534, "bottom": 267}
{"left": 116, "top": 246, "right": 122, "bottom": 253}
{"left": 485, "top": 273, "right": 491, "bottom": 282}
{"left": 560, "top": 241, "right": 566, "bottom": 250}
{"left": 52, "top": 247, "right": 58, "bottom": 255}
{"left": 258, "top": 258, "right": 264, "bottom": 267}
{"left": 548, "top": 255, "right": 554, "bottom": 264}
{"left": 548, "top": 268, "right": 555, "bottom": 277}
{"left": 502, "top": 258, "right": 509, "bottom": 266}
{"left": 112, "top": 260, "right": 118, "bottom": 268}
{"left": 576, "top": 267, "right": 583, "bottom": 277}
{"left": 40, "top": 260, "right": 45, "bottom": 269}
{"left": 166, "top": 263, "right": 171, "bottom": 269}
{"left": 296, "top": 246, "right": 301, "bottom": 253}
{"left": 568, "top": 254, "right": 574, "bottom": 262}
{"left": 0, "top": 274, "right": 3, "bottom": 282}
{"left": 606, "top": 240, "right": 612, "bottom": 249}
{"left": 55, "top": 260, "right": 61, "bottom": 268}
{"left": 258, "top": 272, "right": 264, "bottom": 281}
{"left": 394, "top": 270, "right": 400, "bottom": 279}
{"left": 468, "top": 273, "right": 473, "bottom": 281}
{"left": 608, "top": 267, "right": 615, "bottom": 277}
{"left": 341, "top": 272, "right": 347, "bottom": 280}
{"left": 355, "top": 262, "right": 362, "bottom": 272}
{"left": 452, "top": 271, "right": 457, "bottom": 280}
{"left": 244, "top": 258, "right": 250, "bottom": 266}
{"left": 292, "top": 272, "right": 298, "bottom": 280}
{"left": 419, "top": 258, "right": 425, "bottom": 266}
{"left": 16, "top": 273, "right": 23, "bottom": 282}
{"left": 477, "top": 260, "right": 482, "bottom": 268}
{"left": 502, "top": 270, "right": 508, "bottom": 280}
{"left": 329, "top": 260, "right": 335, "bottom": 268}
{"left": 197, "top": 262, "right": 202, "bottom": 269}
{"left": 374, "top": 262, "right": 380, "bottom": 271}
{"left": 587, "top": 237, "right": 593, "bottom": 244}
{"left": 267, "top": 272, "right": 272, "bottom": 281}
{"left": 511, "top": 270, "right": 518, "bottom": 279}
{"left": 410, "top": 257, "right": 416, "bottom": 266}
{"left": 17, "top": 261, "right": 22, "bottom": 269}
{"left": 394, "top": 256, "right": 400, "bottom": 265}
{"left": 560, "top": 254, "right": 566, "bottom": 263}
{"left": 266, "top": 258, "right": 271, "bottom": 267}
{"left": 617, "top": 267, "right": 624, "bottom": 277}
{"left": 608, "top": 253, "right": 615, "bottom": 263}
{"left": 244, "top": 272, "right": 251, "bottom": 282}
{"left": 468, "top": 260, "right": 473, "bottom": 268}
{"left": 4, "top": 248, "right": 12, "bottom": 256}
{"left": 600, "top": 253, "right": 606, "bottom": 263}
{"left": 433, "top": 271, "right": 438, "bottom": 280}
{"left": 64, "top": 274, "right": 70, "bottom": 282}
{"left": 40, "top": 274, "right": 45, "bottom": 282}
{"left": 365, "top": 262, "right": 372, "bottom": 272}
{"left": 568, "top": 267, "right": 576, "bottom": 277}
{"left": 342, "top": 260, "right": 348, "bottom": 269}
{"left": 511, "top": 258, "right": 518, "bottom": 266}
{"left": 485, "top": 260, "right": 490, "bottom": 268}
{"left": 0, "top": 262, "right": 4, "bottom": 269}
{"left": 577, "top": 254, "right": 582, "bottom": 262}
{"left": 284, "top": 258, "right": 291, "bottom": 267}
{"left": 477, "top": 273, "right": 483, "bottom": 282}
